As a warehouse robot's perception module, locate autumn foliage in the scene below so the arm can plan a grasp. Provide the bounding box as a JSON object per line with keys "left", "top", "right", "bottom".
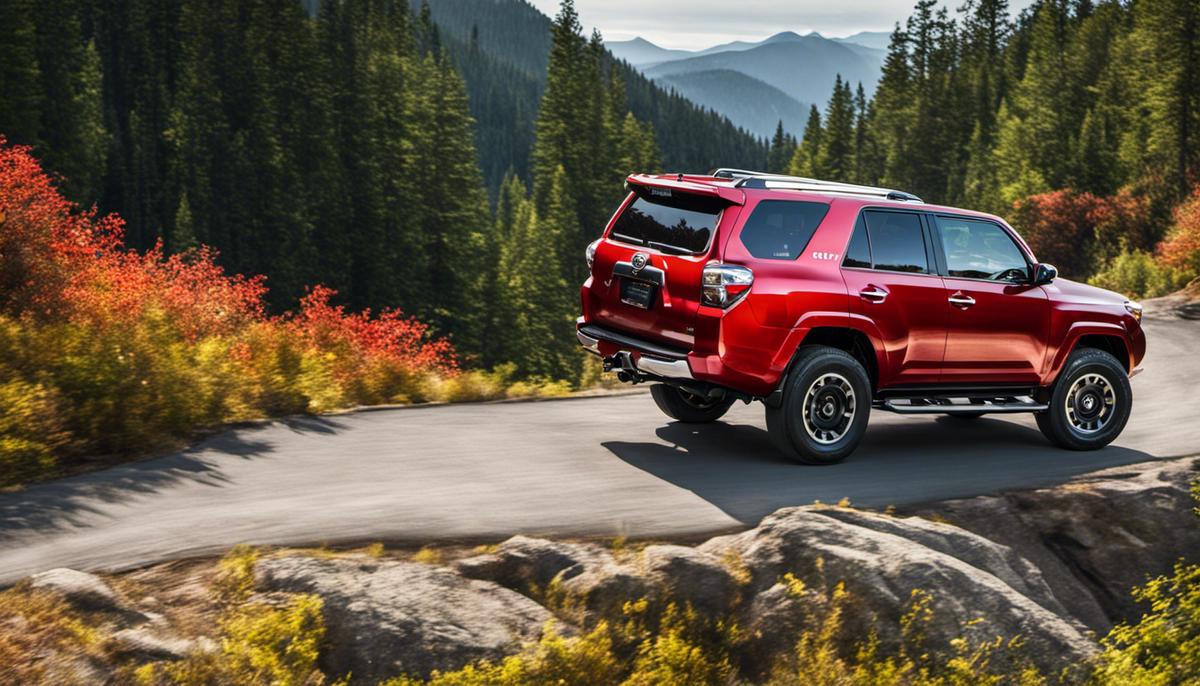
{"left": 1158, "top": 187, "right": 1200, "bottom": 273}
{"left": 0, "top": 138, "right": 457, "bottom": 484}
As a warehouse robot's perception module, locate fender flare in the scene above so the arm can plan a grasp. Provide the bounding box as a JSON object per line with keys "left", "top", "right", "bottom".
{"left": 763, "top": 311, "right": 887, "bottom": 406}
{"left": 1044, "top": 322, "right": 1131, "bottom": 384}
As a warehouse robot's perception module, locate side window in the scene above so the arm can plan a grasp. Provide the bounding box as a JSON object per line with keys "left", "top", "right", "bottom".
{"left": 934, "top": 217, "right": 1029, "bottom": 282}
{"left": 863, "top": 210, "right": 928, "bottom": 273}
{"left": 738, "top": 200, "right": 830, "bottom": 260}
{"left": 843, "top": 215, "right": 871, "bottom": 268}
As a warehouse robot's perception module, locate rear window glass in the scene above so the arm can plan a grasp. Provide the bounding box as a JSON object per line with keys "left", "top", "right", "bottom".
{"left": 863, "top": 210, "right": 928, "bottom": 273}
{"left": 609, "top": 187, "right": 724, "bottom": 254}
{"left": 738, "top": 200, "right": 830, "bottom": 260}
{"left": 843, "top": 215, "right": 871, "bottom": 268}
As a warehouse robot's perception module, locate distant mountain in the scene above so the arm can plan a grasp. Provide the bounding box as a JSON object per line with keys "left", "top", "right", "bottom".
{"left": 834, "top": 30, "right": 893, "bottom": 51}
{"left": 417, "top": 0, "right": 766, "bottom": 187}
{"left": 643, "top": 35, "right": 883, "bottom": 116}
{"left": 604, "top": 37, "right": 693, "bottom": 67}
{"left": 657, "top": 70, "right": 810, "bottom": 138}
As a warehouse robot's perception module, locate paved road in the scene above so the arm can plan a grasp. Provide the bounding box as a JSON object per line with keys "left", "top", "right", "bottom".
{"left": 1, "top": 315, "right": 1197, "bottom": 583}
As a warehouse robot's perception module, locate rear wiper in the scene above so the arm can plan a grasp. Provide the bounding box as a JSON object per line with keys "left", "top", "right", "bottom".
{"left": 647, "top": 241, "right": 693, "bottom": 255}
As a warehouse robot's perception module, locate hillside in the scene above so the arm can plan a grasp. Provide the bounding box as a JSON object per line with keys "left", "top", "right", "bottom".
{"left": 657, "top": 69, "right": 810, "bottom": 138}
{"left": 419, "top": 0, "right": 767, "bottom": 185}
{"left": 644, "top": 34, "right": 883, "bottom": 109}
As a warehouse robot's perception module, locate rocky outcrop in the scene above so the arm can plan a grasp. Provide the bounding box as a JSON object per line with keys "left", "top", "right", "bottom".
{"left": 912, "top": 457, "right": 1200, "bottom": 632}
{"left": 255, "top": 555, "right": 559, "bottom": 683}
{"left": 700, "top": 507, "right": 1097, "bottom": 673}
{"left": 29, "top": 568, "right": 129, "bottom": 613}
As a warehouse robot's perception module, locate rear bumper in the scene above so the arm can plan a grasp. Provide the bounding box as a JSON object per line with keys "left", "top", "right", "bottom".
{"left": 576, "top": 322, "right": 697, "bottom": 380}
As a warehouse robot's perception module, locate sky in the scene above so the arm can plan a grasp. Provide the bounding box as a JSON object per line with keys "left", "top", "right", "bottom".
{"left": 524, "top": 0, "right": 1038, "bottom": 50}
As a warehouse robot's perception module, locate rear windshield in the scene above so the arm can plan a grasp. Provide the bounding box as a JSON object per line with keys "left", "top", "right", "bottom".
{"left": 609, "top": 187, "right": 724, "bottom": 254}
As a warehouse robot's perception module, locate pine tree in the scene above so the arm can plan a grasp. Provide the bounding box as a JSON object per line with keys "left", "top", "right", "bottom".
{"left": 817, "top": 76, "right": 856, "bottom": 181}
{"left": 789, "top": 106, "right": 823, "bottom": 177}
{"left": 767, "top": 121, "right": 794, "bottom": 173}
{"left": 616, "top": 111, "right": 660, "bottom": 175}
{"left": 0, "top": 0, "right": 42, "bottom": 145}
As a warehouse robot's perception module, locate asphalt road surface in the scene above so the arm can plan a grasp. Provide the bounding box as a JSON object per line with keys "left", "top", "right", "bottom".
{"left": 1, "top": 314, "right": 1197, "bottom": 584}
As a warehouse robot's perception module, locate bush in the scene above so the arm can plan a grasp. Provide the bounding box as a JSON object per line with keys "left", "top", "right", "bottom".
{"left": 0, "top": 138, "right": 459, "bottom": 486}
{"left": 1157, "top": 185, "right": 1200, "bottom": 274}
{"left": 1088, "top": 250, "right": 1192, "bottom": 299}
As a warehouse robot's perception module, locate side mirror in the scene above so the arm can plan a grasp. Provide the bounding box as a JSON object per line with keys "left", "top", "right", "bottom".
{"left": 1033, "top": 263, "right": 1058, "bottom": 285}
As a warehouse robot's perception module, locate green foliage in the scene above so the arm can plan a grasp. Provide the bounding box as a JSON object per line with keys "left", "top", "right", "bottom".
{"left": 1093, "top": 562, "right": 1200, "bottom": 686}
{"left": 1088, "top": 250, "right": 1193, "bottom": 299}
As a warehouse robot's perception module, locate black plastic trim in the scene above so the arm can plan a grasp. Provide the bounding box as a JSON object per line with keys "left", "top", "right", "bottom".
{"left": 577, "top": 324, "right": 690, "bottom": 361}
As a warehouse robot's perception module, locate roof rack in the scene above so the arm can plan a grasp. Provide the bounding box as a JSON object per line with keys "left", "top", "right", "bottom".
{"left": 709, "top": 168, "right": 923, "bottom": 203}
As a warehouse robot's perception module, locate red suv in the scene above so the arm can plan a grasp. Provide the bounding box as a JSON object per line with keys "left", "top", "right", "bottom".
{"left": 577, "top": 169, "right": 1146, "bottom": 464}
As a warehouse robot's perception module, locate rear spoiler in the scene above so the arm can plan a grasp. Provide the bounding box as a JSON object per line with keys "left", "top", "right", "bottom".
{"left": 625, "top": 174, "right": 746, "bottom": 205}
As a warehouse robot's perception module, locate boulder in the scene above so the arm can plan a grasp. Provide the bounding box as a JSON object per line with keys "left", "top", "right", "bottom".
{"left": 110, "top": 628, "right": 208, "bottom": 660}
{"left": 640, "top": 544, "right": 740, "bottom": 616}
{"left": 455, "top": 535, "right": 608, "bottom": 591}
{"left": 700, "top": 506, "right": 1097, "bottom": 674}
{"left": 914, "top": 457, "right": 1200, "bottom": 632}
{"left": 29, "top": 568, "right": 127, "bottom": 613}
{"left": 256, "top": 555, "right": 558, "bottom": 683}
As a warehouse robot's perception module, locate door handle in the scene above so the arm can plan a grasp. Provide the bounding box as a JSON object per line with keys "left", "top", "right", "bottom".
{"left": 948, "top": 292, "right": 976, "bottom": 308}
{"left": 859, "top": 287, "right": 888, "bottom": 303}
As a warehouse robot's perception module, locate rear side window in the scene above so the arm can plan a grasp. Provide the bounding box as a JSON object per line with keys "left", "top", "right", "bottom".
{"left": 738, "top": 200, "right": 830, "bottom": 260}
{"left": 609, "top": 187, "right": 724, "bottom": 254}
{"left": 862, "top": 210, "right": 928, "bottom": 273}
{"left": 843, "top": 216, "right": 871, "bottom": 268}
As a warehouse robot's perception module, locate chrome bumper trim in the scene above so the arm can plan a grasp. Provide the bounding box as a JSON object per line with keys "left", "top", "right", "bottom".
{"left": 635, "top": 355, "right": 695, "bottom": 380}
{"left": 577, "top": 327, "right": 601, "bottom": 355}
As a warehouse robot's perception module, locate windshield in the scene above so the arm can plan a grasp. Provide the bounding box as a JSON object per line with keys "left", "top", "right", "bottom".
{"left": 609, "top": 187, "right": 724, "bottom": 254}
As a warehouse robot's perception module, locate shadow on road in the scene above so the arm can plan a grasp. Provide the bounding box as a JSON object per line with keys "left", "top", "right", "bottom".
{"left": 0, "top": 415, "right": 348, "bottom": 541}
{"left": 605, "top": 416, "right": 1158, "bottom": 524}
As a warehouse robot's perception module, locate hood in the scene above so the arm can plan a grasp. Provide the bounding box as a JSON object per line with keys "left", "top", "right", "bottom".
{"left": 1046, "top": 277, "right": 1130, "bottom": 308}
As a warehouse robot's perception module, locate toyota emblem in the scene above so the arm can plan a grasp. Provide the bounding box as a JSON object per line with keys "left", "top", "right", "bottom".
{"left": 631, "top": 252, "right": 649, "bottom": 273}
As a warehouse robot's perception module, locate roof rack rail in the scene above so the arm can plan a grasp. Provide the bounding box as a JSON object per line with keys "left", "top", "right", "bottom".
{"left": 709, "top": 168, "right": 923, "bottom": 203}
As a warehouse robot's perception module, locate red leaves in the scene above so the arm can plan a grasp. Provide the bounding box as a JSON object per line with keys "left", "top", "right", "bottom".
{"left": 0, "top": 136, "right": 456, "bottom": 383}
{"left": 1157, "top": 187, "right": 1200, "bottom": 271}
{"left": 1012, "top": 189, "right": 1152, "bottom": 276}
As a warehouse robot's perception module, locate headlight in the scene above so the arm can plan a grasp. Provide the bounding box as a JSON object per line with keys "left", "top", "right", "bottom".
{"left": 586, "top": 239, "right": 600, "bottom": 270}
{"left": 1124, "top": 300, "right": 1143, "bottom": 322}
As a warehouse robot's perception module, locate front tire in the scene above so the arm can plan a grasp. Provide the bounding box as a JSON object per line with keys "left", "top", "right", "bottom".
{"left": 765, "top": 346, "right": 872, "bottom": 465}
{"left": 650, "top": 384, "right": 736, "bottom": 423}
{"left": 1035, "top": 348, "right": 1132, "bottom": 450}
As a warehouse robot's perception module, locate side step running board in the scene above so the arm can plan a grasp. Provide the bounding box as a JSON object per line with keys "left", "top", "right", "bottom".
{"left": 879, "top": 397, "right": 1048, "bottom": 414}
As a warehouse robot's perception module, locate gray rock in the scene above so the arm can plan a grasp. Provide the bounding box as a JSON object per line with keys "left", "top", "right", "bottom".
{"left": 455, "top": 535, "right": 608, "bottom": 592}
{"left": 256, "top": 555, "right": 559, "bottom": 683}
{"left": 915, "top": 457, "right": 1200, "bottom": 633}
{"left": 30, "top": 568, "right": 127, "bottom": 613}
{"left": 640, "top": 544, "right": 739, "bottom": 615}
{"left": 700, "top": 506, "right": 1097, "bottom": 674}
{"left": 110, "top": 628, "right": 203, "bottom": 660}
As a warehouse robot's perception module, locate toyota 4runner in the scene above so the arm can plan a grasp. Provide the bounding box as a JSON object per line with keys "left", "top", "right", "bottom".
{"left": 577, "top": 169, "right": 1146, "bottom": 464}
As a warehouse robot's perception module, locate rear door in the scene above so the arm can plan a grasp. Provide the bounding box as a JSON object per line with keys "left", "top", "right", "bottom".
{"left": 588, "top": 183, "right": 736, "bottom": 349}
{"left": 930, "top": 215, "right": 1050, "bottom": 384}
{"left": 840, "top": 209, "right": 947, "bottom": 386}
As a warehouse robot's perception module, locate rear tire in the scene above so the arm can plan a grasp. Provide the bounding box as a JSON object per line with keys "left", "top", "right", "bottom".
{"left": 765, "top": 346, "right": 872, "bottom": 465}
{"left": 650, "top": 384, "right": 736, "bottom": 423}
{"left": 1035, "top": 348, "right": 1131, "bottom": 450}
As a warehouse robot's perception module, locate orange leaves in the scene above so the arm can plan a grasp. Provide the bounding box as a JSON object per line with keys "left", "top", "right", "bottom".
{"left": 1157, "top": 186, "right": 1200, "bottom": 271}
{"left": 0, "top": 137, "right": 457, "bottom": 474}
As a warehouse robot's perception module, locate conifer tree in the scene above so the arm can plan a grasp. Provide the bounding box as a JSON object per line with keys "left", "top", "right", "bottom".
{"left": 0, "top": 0, "right": 42, "bottom": 145}
{"left": 767, "top": 121, "right": 794, "bottom": 173}
{"left": 818, "top": 76, "right": 856, "bottom": 181}
{"left": 789, "top": 106, "right": 824, "bottom": 177}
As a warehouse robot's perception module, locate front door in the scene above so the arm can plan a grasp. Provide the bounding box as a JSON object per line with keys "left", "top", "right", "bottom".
{"left": 930, "top": 215, "right": 1050, "bottom": 385}
{"left": 841, "top": 209, "right": 947, "bottom": 386}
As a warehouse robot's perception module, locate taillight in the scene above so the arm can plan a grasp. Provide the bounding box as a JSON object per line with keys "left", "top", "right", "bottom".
{"left": 701, "top": 263, "right": 753, "bottom": 308}
{"left": 586, "top": 239, "right": 600, "bottom": 270}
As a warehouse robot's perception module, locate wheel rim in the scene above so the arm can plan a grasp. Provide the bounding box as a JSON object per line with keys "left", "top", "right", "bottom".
{"left": 1064, "top": 372, "right": 1116, "bottom": 434}
{"left": 802, "top": 373, "right": 855, "bottom": 444}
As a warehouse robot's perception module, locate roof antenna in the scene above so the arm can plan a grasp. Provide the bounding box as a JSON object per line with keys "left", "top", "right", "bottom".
{"left": 677, "top": 173, "right": 684, "bottom": 182}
